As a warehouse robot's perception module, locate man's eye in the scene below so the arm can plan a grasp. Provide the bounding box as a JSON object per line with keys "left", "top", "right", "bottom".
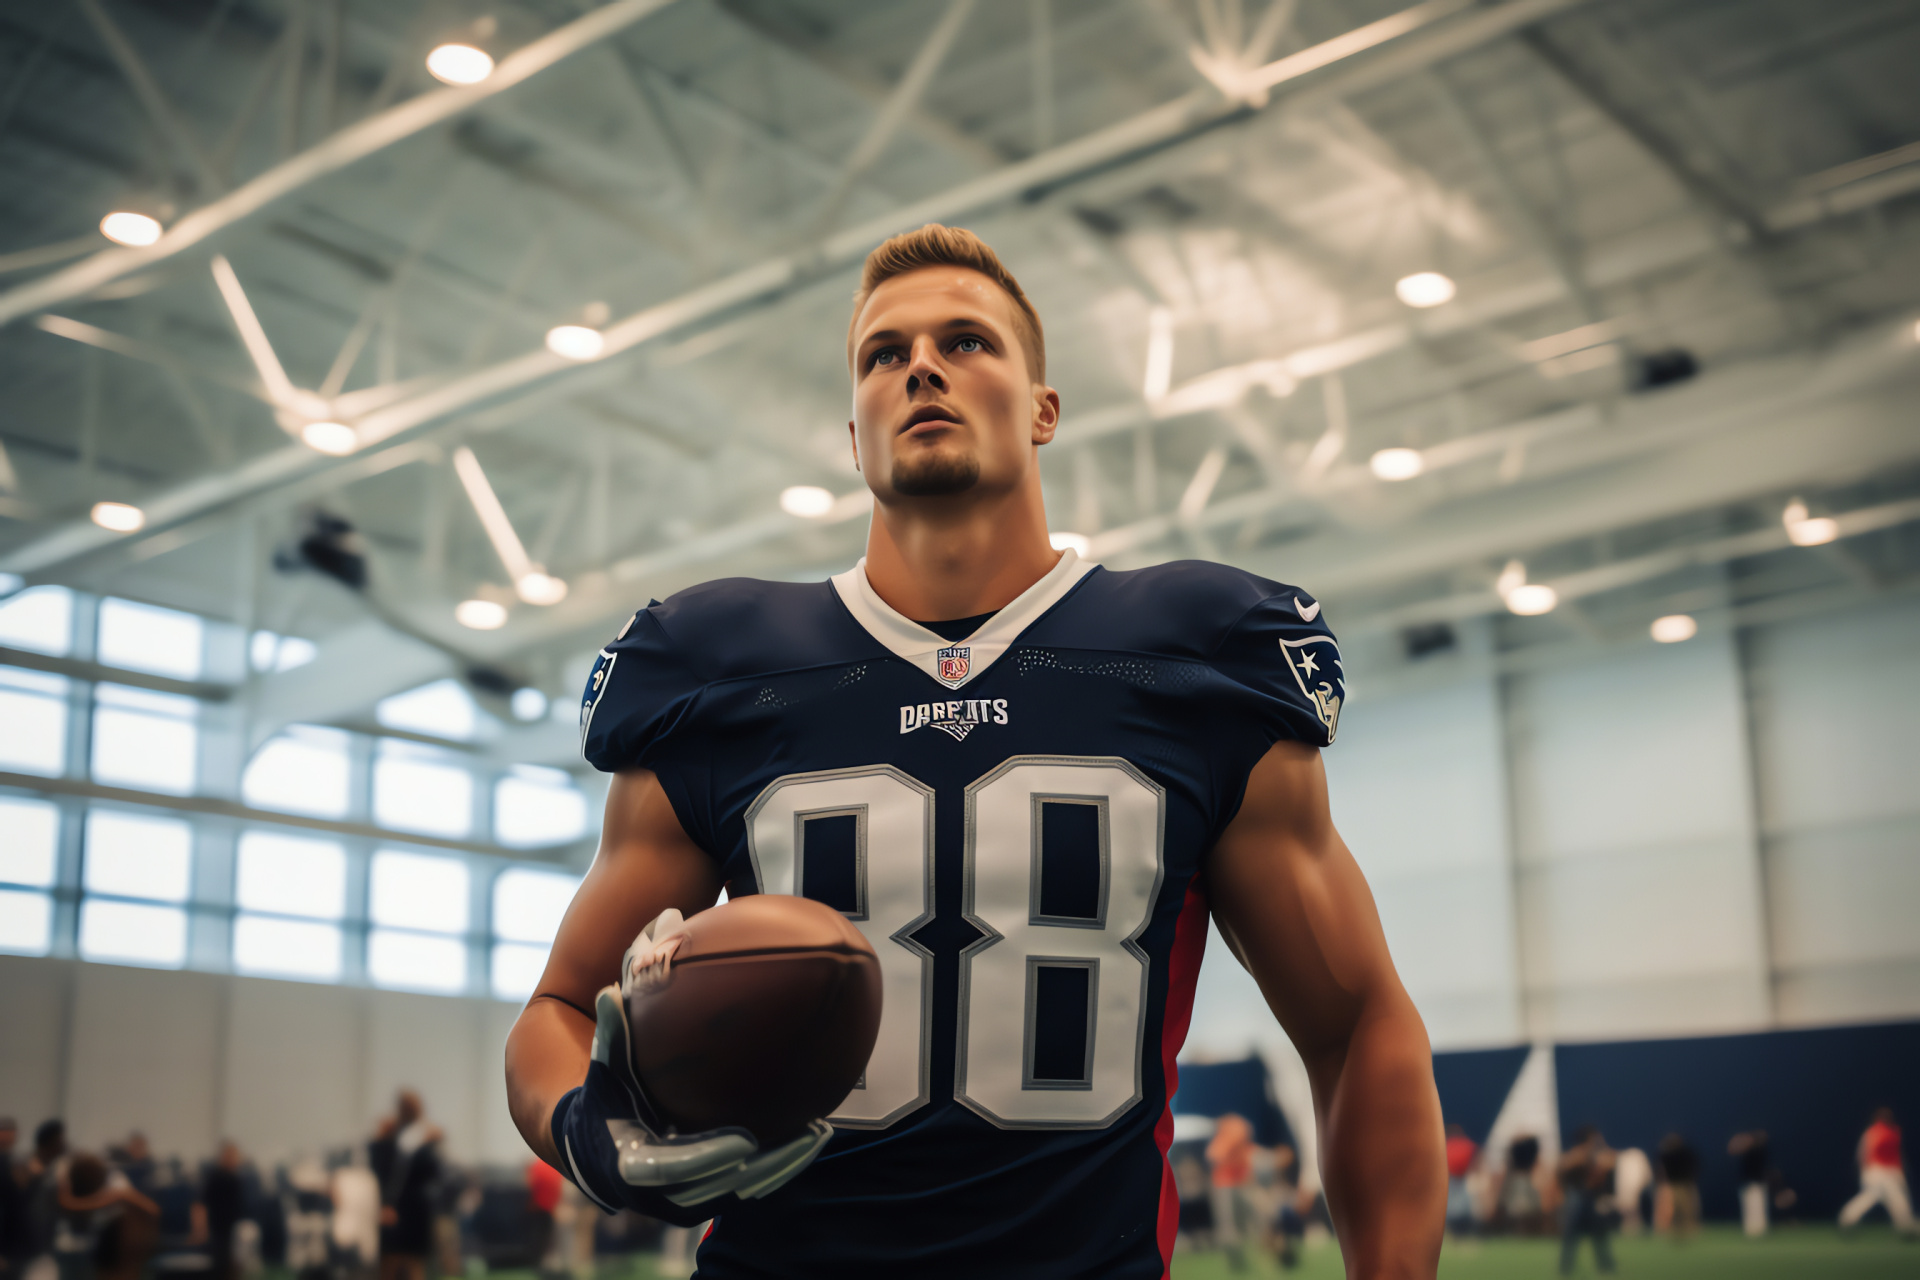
{"left": 954, "top": 336, "right": 984, "bottom": 353}
{"left": 873, "top": 350, "right": 899, "bottom": 366}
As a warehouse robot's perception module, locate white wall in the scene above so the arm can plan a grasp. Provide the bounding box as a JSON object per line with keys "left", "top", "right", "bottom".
{"left": 1184, "top": 593, "right": 1920, "bottom": 1062}
{"left": 1749, "top": 596, "right": 1920, "bottom": 1025}
{"left": 1328, "top": 672, "right": 1522, "bottom": 1048}
{"left": 0, "top": 954, "right": 531, "bottom": 1169}
{"left": 1505, "top": 632, "right": 1770, "bottom": 1039}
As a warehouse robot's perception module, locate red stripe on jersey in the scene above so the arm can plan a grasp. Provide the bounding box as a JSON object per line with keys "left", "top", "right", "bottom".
{"left": 1155, "top": 878, "right": 1210, "bottom": 1279}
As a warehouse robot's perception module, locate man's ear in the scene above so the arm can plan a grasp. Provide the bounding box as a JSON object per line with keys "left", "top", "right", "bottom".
{"left": 1030, "top": 385, "right": 1061, "bottom": 446}
{"left": 848, "top": 420, "right": 861, "bottom": 472}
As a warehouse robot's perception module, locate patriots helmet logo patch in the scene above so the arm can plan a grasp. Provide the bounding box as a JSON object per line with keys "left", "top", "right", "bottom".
{"left": 937, "top": 645, "right": 970, "bottom": 684}
{"left": 1279, "top": 634, "right": 1344, "bottom": 742}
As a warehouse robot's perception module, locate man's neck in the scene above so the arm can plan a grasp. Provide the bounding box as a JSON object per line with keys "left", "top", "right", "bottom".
{"left": 861, "top": 484, "right": 1059, "bottom": 621}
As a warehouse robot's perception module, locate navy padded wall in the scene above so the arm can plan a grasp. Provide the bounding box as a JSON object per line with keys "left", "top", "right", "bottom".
{"left": 1171, "top": 1056, "right": 1295, "bottom": 1149}
{"left": 1431, "top": 1045, "right": 1531, "bottom": 1145}
{"left": 1554, "top": 1020, "right": 1920, "bottom": 1221}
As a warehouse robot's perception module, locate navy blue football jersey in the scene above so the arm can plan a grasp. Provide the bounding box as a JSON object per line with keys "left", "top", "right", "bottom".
{"left": 579, "top": 550, "right": 1342, "bottom": 1279}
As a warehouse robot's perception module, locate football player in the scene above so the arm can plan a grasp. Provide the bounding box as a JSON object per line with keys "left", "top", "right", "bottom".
{"left": 506, "top": 225, "right": 1444, "bottom": 1278}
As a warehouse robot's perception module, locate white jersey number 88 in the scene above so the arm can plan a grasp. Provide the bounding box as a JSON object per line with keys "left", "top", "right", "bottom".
{"left": 745, "top": 756, "right": 1165, "bottom": 1131}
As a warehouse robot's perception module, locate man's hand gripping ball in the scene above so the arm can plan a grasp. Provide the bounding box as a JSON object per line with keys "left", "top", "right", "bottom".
{"left": 551, "top": 909, "right": 832, "bottom": 1215}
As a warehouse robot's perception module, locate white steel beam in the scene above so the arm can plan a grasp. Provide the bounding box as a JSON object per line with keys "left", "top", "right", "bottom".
{"left": 0, "top": 0, "right": 1598, "bottom": 578}
{"left": 0, "top": 0, "right": 684, "bottom": 329}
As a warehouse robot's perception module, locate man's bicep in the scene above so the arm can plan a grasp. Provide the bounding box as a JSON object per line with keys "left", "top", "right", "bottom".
{"left": 535, "top": 767, "right": 723, "bottom": 1005}
{"left": 1205, "top": 740, "right": 1404, "bottom": 1059}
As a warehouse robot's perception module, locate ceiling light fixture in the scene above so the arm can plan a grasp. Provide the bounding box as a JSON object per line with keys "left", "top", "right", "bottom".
{"left": 1049, "top": 532, "right": 1091, "bottom": 556}
{"left": 780, "top": 485, "right": 835, "bottom": 518}
{"left": 1788, "top": 517, "right": 1839, "bottom": 546}
{"left": 426, "top": 43, "right": 493, "bottom": 85}
{"left": 1495, "top": 559, "right": 1556, "bottom": 616}
{"left": 90, "top": 501, "right": 145, "bottom": 532}
{"left": 510, "top": 687, "right": 549, "bottom": 721}
{"left": 454, "top": 598, "right": 508, "bottom": 630}
{"left": 300, "top": 421, "right": 358, "bottom": 455}
{"left": 1395, "top": 271, "right": 1456, "bottom": 308}
{"left": 1369, "top": 447, "right": 1425, "bottom": 481}
{"left": 1505, "top": 583, "right": 1558, "bottom": 616}
{"left": 515, "top": 571, "right": 568, "bottom": 606}
{"left": 1650, "top": 614, "right": 1697, "bottom": 644}
{"left": 99, "top": 211, "right": 162, "bottom": 247}
{"left": 545, "top": 324, "right": 605, "bottom": 361}
{"left": 1782, "top": 497, "right": 1839, "bottom": 547}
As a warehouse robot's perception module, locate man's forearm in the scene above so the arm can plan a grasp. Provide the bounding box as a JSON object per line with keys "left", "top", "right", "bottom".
{"left": 1309, "top": 993, "right": 1445, "bottom": 1280}
{"left": 506, "top": 996, "right": 594, "bottom": 1167}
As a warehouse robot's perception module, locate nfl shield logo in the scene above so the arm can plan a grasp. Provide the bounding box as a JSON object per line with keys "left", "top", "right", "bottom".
{"left": 937, "top": 645, "right": 970, "bottom": 683}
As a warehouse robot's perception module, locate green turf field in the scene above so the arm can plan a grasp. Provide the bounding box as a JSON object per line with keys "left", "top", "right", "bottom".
{"left": 493, "top": 1224, "right": 1918, "bottom": 1278}
{"left": 1167, "top": 1225, "right": 1918, "bottom": 1280}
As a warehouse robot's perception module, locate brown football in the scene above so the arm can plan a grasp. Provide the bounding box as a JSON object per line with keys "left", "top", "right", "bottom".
{"left": 625, "top": 894, "right": 881, "bottom": 1146}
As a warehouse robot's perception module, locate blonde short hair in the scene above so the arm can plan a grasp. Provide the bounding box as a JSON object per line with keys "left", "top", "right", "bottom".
{"left": 846, "top": 224, "right": 1046, "bottom": 384}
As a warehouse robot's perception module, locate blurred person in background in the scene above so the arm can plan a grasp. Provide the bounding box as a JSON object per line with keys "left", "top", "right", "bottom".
{"left": 281, "top": 1158, "right": 331, "bottom": 1280}
{"left": 523, "top": 1161, "right": 561, "bottom": 1280}
{"left": 1555, "top": 1126, "right": 1617, "bottom": 1277}
{"left": 1610, "top": 1145, "right": 1651, "bottom": 1235}
{"left": 1654, "top": 1133, "right": 1700, "bottom": 1241}
{"left": 107, "top": 1139, "right": 154, "bottom": 1208}
{"left": 1269, "top": 1144, "right": 1305, "bottom": 1270}
{"left": 199, "top": 1143, "right": 248, "bottom": 1280}
{"left": 1171, "top": 1144, "right": 1214, "bottom": 1253}
{"left": 1442, "top": 1124, "right": 1478, "bottom": 1238}
{"left": 328, "top": 1150, "right": 378, "bottom": 1280}
{"left": 1205, "top": 1113, "right": 1267, "bottom": 1271}
{"left": 1495, "top": 1134, "right": 1544, "bottom": 1234}
{"left": 20, "top": 1121, "right": 70, "bottom": 1280}
{"left": 368, "top": 1093, "right": 441, "bottom": 1280}
{"left": 2, "top": 1119, "right": 28, "bottom": 1277}
{"left": 56, "top": 1152, "right": 158, "bottom": 1280}
{"left": 1839, "top": 1107, "right": 1914, "bottom": 1236}
{"left": 1728, "top": 1129, "right": 1771, "bottom": 1238}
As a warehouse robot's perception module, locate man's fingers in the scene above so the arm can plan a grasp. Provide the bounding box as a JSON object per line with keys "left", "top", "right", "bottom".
{"left": 589, "top": 985, "right": 625, "bottom": 1067}
{"left": 663, "top": 1121, "right": 833, "bottom": 1206}
{"left": 609, "top": 1120, "right": 757, "bottom": 1188}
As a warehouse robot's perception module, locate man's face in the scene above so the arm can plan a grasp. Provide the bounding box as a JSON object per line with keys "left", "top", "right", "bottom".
{"left": 849, "top": 267, "right": 1056, "bottom": 503}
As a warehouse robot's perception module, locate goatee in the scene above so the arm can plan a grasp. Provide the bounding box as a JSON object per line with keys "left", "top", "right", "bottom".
{"left": 891, "top": 450, "right": 980, "bottom": 496}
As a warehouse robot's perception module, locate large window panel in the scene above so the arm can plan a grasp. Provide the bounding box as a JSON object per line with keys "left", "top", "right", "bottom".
{"left": 489, "top": 866, "right": 581, "bottom": 1001}
{"left": 79, "top": 898, "right": 187, "bottom": 968}
{"left": 0, "top": 889, "right": 53, "bottom": 956}
{"left": 0, "top": 796, "right": 59, "bottom": 887}
{"left": 372, "top": 741, "right": 472, "bottom": 838}
{"left": 242, "top": 727, "right": 351, "bottom": 818}
{"left": 236, "top": 831, "right": 346, "bottom": 919}
{"left": 92, "top": 684, "right": 197, "bottom": 795}
{"left": 233, "top": 915, "right": 343, "bottom": 981}
{"left": 371, "top": 850, "right": 468, "bottom": 934}
{"left": 96, "top": 598, "right": 203, "bottom": 680}
{"left": 494, "top": 767, "right": 589, "bottom": 848}
{"left": 85, "top": 810, "right": 191, "bottom": 903}
{"left": 0, "top": 585, "right": 74, "bottom": 655}
{"left": 0, "top": 667, "right": 68, "bottom": 777}
{"left": 367, "top": 929, "right": 466, "bottom": 993}
{"left": 490, "top": 943, "right": 550, "bottom": 1001}
{"left": 492, "top": 867, "right": 580, "bottom": 943}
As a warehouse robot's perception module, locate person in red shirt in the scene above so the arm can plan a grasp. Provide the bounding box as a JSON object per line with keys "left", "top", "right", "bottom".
{"left": 525, "top": 1160, "right": 564, "bottom": 1274}
{"left": 1205, "top": 1114, "right": 1264, "bottom": 1271}
{"left": 1839, "top": 1108, "right": 1914, "bottom": 1235}
{"left": 1443, "top": 1125, "right": 1479, "bottom": 1236}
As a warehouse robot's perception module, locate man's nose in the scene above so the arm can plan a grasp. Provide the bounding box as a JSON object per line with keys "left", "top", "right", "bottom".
{"left": 904, "top": 337, "right": 947, "bottom": 395}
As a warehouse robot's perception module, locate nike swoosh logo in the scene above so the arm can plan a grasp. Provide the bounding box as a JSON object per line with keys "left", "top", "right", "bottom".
{"left": 1294, "top": 597, "right": 1321, "bottom": 622}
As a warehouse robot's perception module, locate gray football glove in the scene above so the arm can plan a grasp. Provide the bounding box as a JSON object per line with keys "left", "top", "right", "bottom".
{"left": 591, "top": 909, "right": 832, "bottom": 1208}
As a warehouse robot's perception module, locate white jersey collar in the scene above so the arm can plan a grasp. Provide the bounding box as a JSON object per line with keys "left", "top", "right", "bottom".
{"left": 830, "top": 548, "right": 1097, "bottom": 691}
